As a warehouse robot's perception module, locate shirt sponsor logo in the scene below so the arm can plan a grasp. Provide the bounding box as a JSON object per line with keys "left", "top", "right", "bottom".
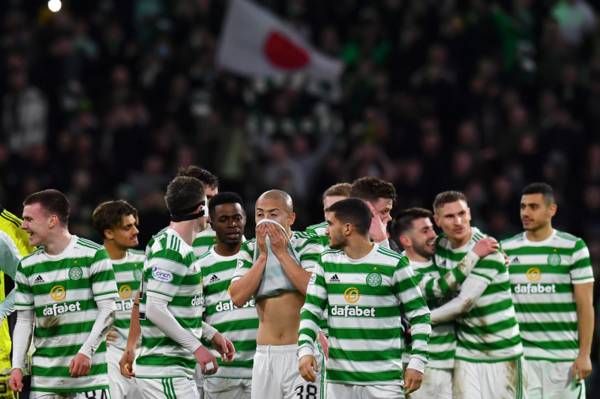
{"left": 119, "top": 284, "right": 133, "bottom": 299}
{"left": 526, "top": 267, "right": 541, "bottom": 282}
{"left": 151, "top": 266, "right": 173, "bottom": 283}
{"left": 191, "top": 296, "right": 203, "bottom": 306}
{"left": 343, "top": 287, "right": 360, "bottom": 304}
{"left": 215, "top": 298, "right": 255, "bottom": 312}
{"left": 330, "top": 305, "right": 376, "bottom": 318}
{"left": 116, "top": 299, "right": 134, "bottom": 312}
{"left": 513, "top": 283, "right": 556, "bottom": 294}
{"left": 43, "top": 302, "right": 82, "bottom": 316}
{"left": 50, "top": 285, "right": 66, "bottom": 301}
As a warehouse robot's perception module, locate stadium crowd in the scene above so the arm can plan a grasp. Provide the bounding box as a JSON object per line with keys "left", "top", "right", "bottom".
{"left": 0, "top": 0, "right": 600, "bottom": 397}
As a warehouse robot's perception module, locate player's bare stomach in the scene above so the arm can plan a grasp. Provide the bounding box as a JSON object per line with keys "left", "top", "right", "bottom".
{"left": 256, "top": 291, "right": 304, "bottom": 345}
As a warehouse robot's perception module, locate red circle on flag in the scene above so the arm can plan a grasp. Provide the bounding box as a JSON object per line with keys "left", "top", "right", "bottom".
{"left": 264, "top": 31, "right": 310, "bottom": 70}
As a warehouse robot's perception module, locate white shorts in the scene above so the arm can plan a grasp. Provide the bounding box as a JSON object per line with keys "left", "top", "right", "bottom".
{"left": 251, "top": 344, "right": 321, "bottom": 399}
{"left": 136, "top": 377, "right": 199, "bottom": 399}
{"left": 327, "top": 383, "right": 403, "bottom": 399}
{"left": 526, "top": 360, "right": 585, "bottom": 399}
{"left": 106, "top": 345, "right": 143, "bottom": 399}
{"left": 453, "top": 358, "right": 527, "bottom": 399}
{"left": 30, "top": 390, "right": 110, "bottom": 399}
{"left": 204, "top": 377, "right": 251, "bottom": 399}
{"left": 408, "top": 367, "right": 452, "bottom": 399}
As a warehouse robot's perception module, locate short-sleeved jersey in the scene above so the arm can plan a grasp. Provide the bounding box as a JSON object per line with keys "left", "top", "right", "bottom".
{"left": 199, "top": 247, "right": 258, "bottom": 379}
{"left": 435, "top": 227, "right": 523, "bottom": 362}
{"left": 232, "top": 230, "right": 323, "bottom": 283}
{"left": 137, "top": 227, "right": 203, "bottom": 379}
{"left": 14, "top": 236, "right": 118, "bottom": 394}
{"left": 111, "top": 249, "right": 145, "bottom": 351}
{"left": 192, "top": 226, "right": 217, "bottom": 258}
{"left": 298, "top": 245, "right": 431, "bottom": 385}
{"left": 408, "top": 259, "right": 455, "bottom": 370}
{"left": 502, "top": 230, "right": 594, "bottom": 362}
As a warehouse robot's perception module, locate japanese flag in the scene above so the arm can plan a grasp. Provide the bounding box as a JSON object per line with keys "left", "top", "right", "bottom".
{"left": 216, "top": 0, "right": 343, "bottom": 85}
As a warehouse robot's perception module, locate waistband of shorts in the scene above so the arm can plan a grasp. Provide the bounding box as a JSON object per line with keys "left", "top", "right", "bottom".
{"left": 256, "top": 344, "right": 298, "bottom": 354}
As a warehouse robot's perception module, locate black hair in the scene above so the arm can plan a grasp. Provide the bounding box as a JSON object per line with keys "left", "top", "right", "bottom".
{"left": 325, "top": 198, "right": 371, "bottom": 236}
{"left": 208, "top": 192, "right": 245, "bottom": 218}
{"left": 23, "top": 189, "right": 70, "bottom": 225}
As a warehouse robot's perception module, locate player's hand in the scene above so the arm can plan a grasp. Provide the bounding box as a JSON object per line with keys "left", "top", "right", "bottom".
{"left": 194, "top": 346, "right": 219, "bottom": 375}
{"left": 472, "top": 237, "right": 499, "bottom": 258}
{"left": 572, "top": 353, "right": 592, "bottom": 381}
{"left": 365, "top": 202, "right": 388, "bottom": 243}
{"left": 404, "top": 368, "right": 423, "bottom": 394}
{"left": 106, "top": 329, "right": 118, "bottom": 347}
{"left": 299, "top": 355, "right": 319, "bottom": 382}
{"left": 211, "top": 332, "right": 235, "bottom": 362}
{"left": 318, "top": 331, "right": 329, "bottom": 361}
{"left": 256, "top": 223, "right": 268, "bottom": 256}
{"left": 267, "top": 224, "right": 289, "bottom": 257}
{"left": 8, "top": 368, "right": 23, "bottom": 392}
{"left": 119, "top": 347, "right": 136, "bottom": 378}
{"left": 70, "top": 353, "right": 92, "bottom": 377}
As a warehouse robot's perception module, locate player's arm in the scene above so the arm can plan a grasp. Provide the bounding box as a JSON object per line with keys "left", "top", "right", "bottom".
{"left": 229, "top": 238, "right": 265, "bottom": 307}
{"left": 393, "top": 257, "right": 431, "bottom": 394}
{"left": 120, "top": 291, "right": 141, "bottom": 378}
{"left": 570, "top": 239, "right": 595, "bottom": 380}
{"left": 9, "top": 261, "right": 34, "bottom": 392}
{"left": 0, "top": 234, "right": 23, "bottom": 320}
{"left": 420, "top": 238, "right": 498, "bottom": 301}
{"left": 72, "top": 251, "right": 118, "bottom": 378}
{"left": 297, "top": 262, "right": 328, "bottom": 383}
{"left": 429, "top": 252, "right": 503, "bottom": 324}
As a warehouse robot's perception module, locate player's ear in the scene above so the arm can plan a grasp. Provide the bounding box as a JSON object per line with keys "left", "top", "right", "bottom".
{"left": 104, "top": 229, "right": 115, "bottom": 240}
{"left": 398, "top": 234, "right": 411, "bottom": 248}
{"left": 288, "top": 211, "right": 296, "bottom": 227}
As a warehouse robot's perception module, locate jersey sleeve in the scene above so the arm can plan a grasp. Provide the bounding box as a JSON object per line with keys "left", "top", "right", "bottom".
{"left": 296, "top": 236, "right": 324, "bottom": 273}
{"left": 145, "top": 248, "right": 189, "bottom": 302}
{"left": 231, "top": 240, "right": 255, "bottom": 281}
{"left": 90, "top": 248, "right": 118, "bottom": 301}
{"left": 570, "top": 239, "right": 594, "bottom": 284}
{"left": 468, "top": 251, "right": 504, "bottom": 284}
{"left": 0, "top": 232, "right": 22, "bottom": 279}
{"left": 392, "top": 258, "right": 431, "bottom": 365}
{"left": 14, "top": 261, "right": 33, "bottom": 311}
{"left": 298, "top": 257, "right": 328, "bottom": 358}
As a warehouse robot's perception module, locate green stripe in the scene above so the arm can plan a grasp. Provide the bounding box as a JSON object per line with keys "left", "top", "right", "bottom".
{"left": 32, "top": 363, "right": 107, "bottom": 377}
{"left": 328, "top": 327, "right": 402, "bottom": 340}
{"left": 457, "top": 335, "right": 521, "bottom": 351}
{"left": 137, "top": 355, "right": 196, "bottom": 369}
{"left": 518, "top": 321, "right": 577, "bottom": 332}
{"left": 327, "top": 368, "right": 402, "bottom": 383}
{"left": 202, "top": 260, "right": 236, "bottom": 276}
{"left": 504, "top": 246, "right": 578, "bottom": 256}
{"left": 329, "top": 348, "right": 401, "bottom": 361}
{"left": 514, "top": 302, "right": 576, "bottom": 313}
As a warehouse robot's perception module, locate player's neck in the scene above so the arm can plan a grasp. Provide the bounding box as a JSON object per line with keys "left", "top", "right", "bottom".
{"left": 449, "top": 227, "right": 472, "bottom": 248}
{"left": 344, "top": 237, "right": 374, "bottom": 259}
{"left": 104, "top": 240, "right": 127, "bottom": 260}
{"left": 215, "top": 242, "right": 241, "bottom": 257}
{"left": 169, "top": 221, "right": 196, "bottom": 245}
{"left": 525, "top": 224, "right": 553, "bottom": 242}
{"left": 45, "top": 229, "right": 72, "bottom": 255}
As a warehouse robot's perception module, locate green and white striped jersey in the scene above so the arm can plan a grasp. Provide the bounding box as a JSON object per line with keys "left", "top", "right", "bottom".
{"left": 232, "top": 230, "right": 324, "bottom": 283}
{"left": 502, "top": 230, "right": 594, "bottom": 362}
{"left": 435, "top": 227, "right": 523, "bottom": 362}
{"left": 137, "top": 227, "right": 203, "bottom": 379}
{"left": 111, "top": 249, "right": 144, "bottom": 351}
{"left": 14, "top": 236, "right": 118, "bottom": 394}
{"left": 298, "top": 244, "right": 431, "bottom": 386}
{"left": 305, "top": 221, "right": 329, "bottom": 246}
{"left": 199, "top": 247, "right": 258, "bottom": 379}
{"left": 408, "top": 259, "right": 455, "bottom": 370}
{"left": 193, "top": 226, "right": 217, "bottom": 258}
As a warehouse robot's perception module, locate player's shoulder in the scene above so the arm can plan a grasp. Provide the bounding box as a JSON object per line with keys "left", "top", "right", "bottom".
{"left": 376, "top": 246, "right": 409, "bottom": 266}
{"left": 305, "top": 221, "right": 327, "bottom": 232}
{"left": 293, "top": 230, "right": 324, "bottom": 249}
{"left": 500, "top": 232, "right": 525, "bottom": 247}
{"left": 554, "top": 230, "right": 582, "bottom": 244}
{"left": 127, "top": 248, "right": 146, "bottom": 261}
{"left": 19, "top": 247, "right": 45, "bottom": 267}
{"left": 75, "top": 236, "right": 103, "bottom": 251}
{"left": 320, "top": 247, "right": 343, "bottom": 258}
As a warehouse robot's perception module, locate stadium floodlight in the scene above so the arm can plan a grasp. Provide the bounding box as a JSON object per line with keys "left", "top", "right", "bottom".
{"left": 48, "top": 0, "right": 62, "bottom": 13}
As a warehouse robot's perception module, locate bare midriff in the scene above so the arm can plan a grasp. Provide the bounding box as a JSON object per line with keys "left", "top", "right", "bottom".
{"left": 256, "top": 291, "right": 304, "bottom": 345}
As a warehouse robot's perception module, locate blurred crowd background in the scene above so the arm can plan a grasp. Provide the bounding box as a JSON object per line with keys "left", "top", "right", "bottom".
{"left": 1, "top": 0, "right": 600, "bottom": 394}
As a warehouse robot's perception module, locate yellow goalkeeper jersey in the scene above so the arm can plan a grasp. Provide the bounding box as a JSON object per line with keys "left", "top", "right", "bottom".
{"left": 0, "top": 206, "right": 33, "bottom": 374}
